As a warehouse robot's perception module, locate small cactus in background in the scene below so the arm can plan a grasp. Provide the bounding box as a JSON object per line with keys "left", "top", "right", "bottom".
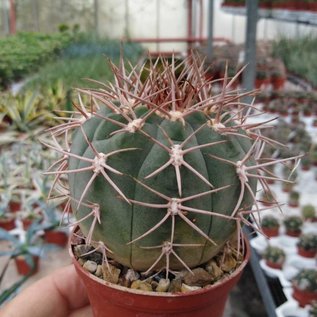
{"left": 297, "top": 233, "right": 317, "bottom": 258}
{"left": 302, "top": 204, "right": 316, "bottom": 222}
{"left": 263, "top": 245, "right": 286, "bottom": 269}
{"left": 284, "top": 215, "right": 303, "bottom": 237}
{"left": 44, "top": 55, "right": 299, "bottom": 276}
{"left": 292, "top": 268, "right": 317, "bottom": 293}
{"left": 260, "top": 215, "right": 280, "bottom": 237}
{"left": 292, "top": 269, "right": 317, "bottom": 307}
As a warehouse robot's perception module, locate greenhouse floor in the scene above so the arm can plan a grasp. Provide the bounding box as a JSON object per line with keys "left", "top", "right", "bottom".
{"left": 0, "top": 241, "right": 267, "bottom": 317}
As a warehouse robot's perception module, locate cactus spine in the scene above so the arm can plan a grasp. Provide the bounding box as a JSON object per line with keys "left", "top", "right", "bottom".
{"left": 46, "top": 56, "right": 298, "bottom": 275}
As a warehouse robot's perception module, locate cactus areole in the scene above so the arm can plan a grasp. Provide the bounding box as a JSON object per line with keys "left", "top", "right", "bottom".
{"left": 47, "top": 55, "right": 292, "bottom": 275}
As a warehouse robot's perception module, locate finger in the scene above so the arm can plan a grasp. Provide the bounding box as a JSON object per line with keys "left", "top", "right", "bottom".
{"left": 1, "top": 265, "right": 90, "bottom": 317}
{"left": 69, "top": 305, "right": 93, "bottom": 317}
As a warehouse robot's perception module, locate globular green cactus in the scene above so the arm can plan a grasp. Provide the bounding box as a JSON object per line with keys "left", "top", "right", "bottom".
{"left": 45, "top": 55, "right": 298, "bottom": 275}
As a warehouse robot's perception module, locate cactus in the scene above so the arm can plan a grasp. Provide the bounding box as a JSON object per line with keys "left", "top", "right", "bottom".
{"left": 44, "top": 55, "right": 299, "bottom": 276}
{"left": 263, "top": 246, "right": 286, "bottom": 267}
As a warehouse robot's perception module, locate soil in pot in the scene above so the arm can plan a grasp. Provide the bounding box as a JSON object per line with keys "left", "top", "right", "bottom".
{"left": 70, "top": 230, "right": 250, "bottom": 317}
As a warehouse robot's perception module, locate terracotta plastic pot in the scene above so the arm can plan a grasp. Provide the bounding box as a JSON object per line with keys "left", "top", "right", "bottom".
{"left": 265, "top": 260, "right": 283, "bottom": 270}
{"left": 303, "top": 109, "right": 312, "bottom": 117}
{"left": 44, "top": 230, "right": 68, "bottom": 247}
{"left": 271, "top": 2, "right": 297, "bottom": 10}
{"left": 288, "top": 201, "right": 299, "bottom": 208}
{"left": 286, "top": 230, "right": 301, "bottom": 237}
{"left": 308, "top": 3, "right": 317, "bottom": 11}
{"left": 262, "top": 227, "right": 279, "bottom": 238}
{"left": 14, "top": 255, "right": 39, "bottom": 276}
{"left": 9, "top": 201, "right": 21, "bottom": 213}
{"left": 297, "top": 248, "right": 316, "bottom": 259}
{"left": 282, "top": 183, "right": 294, "bottom": 193}
{"left": 255, "top": 78, "right": 269, "bottom": 89}
{"left": 22, "top": 218, "right": 33, "bottom": 230}
{"left": 70, "top": 235, "right": 250, "bottom": 317}
{"left": 0, "top": 218, "right": 15, "bottom": 231}
{"left": 271, "top": 77, "right": 285, "bottom": 90}
{"left": 293, "top": 286, "right": 317, "bottom": 307}
{"left": 301, "top": 165, "right": 311, "bottom": 171}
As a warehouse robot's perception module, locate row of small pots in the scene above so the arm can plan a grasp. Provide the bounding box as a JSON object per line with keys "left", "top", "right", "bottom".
{"left": 222, "top": 1, "right": 317, "bottom": 12}
{"left": 261, "top": 241, "right": 317, "bottom": 307}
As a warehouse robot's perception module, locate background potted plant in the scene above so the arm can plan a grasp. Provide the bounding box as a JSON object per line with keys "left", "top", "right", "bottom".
{"left": 288, "top": 190, "right": 300, "bottom": 208}
{"left": 260, "top": 190, "right": 278, "bottom": 206}
{"left": 310, "top": 146, "right": 317, "bottom": 167}
{"left": 301, "top": 204, "right": 317, "bottom": 222}
{"left": 282, "top": 165, "right": 297, "bottom": 193}
{"left": 292, "top": 269, "right": 317, "bottom": 307}
{"left": 44, "top": 55, "right": 296, "bottom": 317}
{"left": 0, "top": 210, "right": 15, "bottom": 231}
{"left": 269, "top": 58, "right": 286, "bottom": 90}
{"left": 270, "top": 70, "right": 286, "bottom": 91}
{"left": 260, "top": 215, "right": 280, "bottom": 237}
{"left": 0, "top": 221, "right": 44, "bottom": 276}
{"left": 284, "top": 216, "right": 303, "bottom": 237}
{"left": 40, "top": 203, "right": 69, "bottom": 247}
{"left": 18, "top": 205, "right": 43, "bottom": 230}
{"left": 255, "top": 68, "right": 270, "bottom": 89}
{"left": 303, "top": 105, "right": 313, "bottom": 117}
{"left": 263, "top": 245, "right": 286, "bottom": 269}
{"left": 8, "top": 191, "right": 22, "bottom": 213}
{"left": 0, "top": 194, "right": 16, "bottom": 231}
{"left": 301, "top": 155, "right": 312, "bottom": 171}
{"left": 297, "top": 233, "right": 317, "bottom": 258}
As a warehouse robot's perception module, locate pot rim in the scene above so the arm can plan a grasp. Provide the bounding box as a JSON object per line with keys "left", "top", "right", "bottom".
{"left": 69, "top": 227, "right": 250, "bottom": 298}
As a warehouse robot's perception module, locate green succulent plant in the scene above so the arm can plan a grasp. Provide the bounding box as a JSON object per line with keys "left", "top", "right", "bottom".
{"left": 261, "top": 215, "right": 280, "bottom": 229}
{"left": 301, "top": 204, "right": 316, "bottom": 221}
{"left": 0, "top": 91, "right": 53, "bottom": 134}
{"left": 292, "top": 269, "right": 317, "bottom": 293}
{"left": 263, "top": 246, "right": 285, "bottom": 265}
{"left": 45, "top": 55, "right": 297, "bottom": 276}
{"left": 0, "top": 222, "right": 44, "bottom": 260}
{"left": 288, "top": 190, "right": 300, "bottom": 207}
{"left": 284, "top": 216, "right": 303, "bottom": 231}
{"left": 297, "top": 233, "right": 317, "bottom": 252}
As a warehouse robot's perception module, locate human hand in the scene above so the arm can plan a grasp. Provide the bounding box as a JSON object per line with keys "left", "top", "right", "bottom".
{"left": 0, "top": 264, "right": 92, "bottom": 317}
